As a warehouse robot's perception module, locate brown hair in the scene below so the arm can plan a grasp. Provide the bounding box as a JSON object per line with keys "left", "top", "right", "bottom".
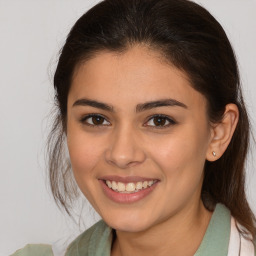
{"left": 48, "top": 0, "right": 256, "bottom": 238}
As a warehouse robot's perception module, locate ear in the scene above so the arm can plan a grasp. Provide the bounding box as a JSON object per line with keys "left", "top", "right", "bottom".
{"left": 206, "top": 104, "right": 239, "bottom": 161}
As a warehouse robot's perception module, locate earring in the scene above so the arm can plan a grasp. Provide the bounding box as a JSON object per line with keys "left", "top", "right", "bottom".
{"left": 212, "top": 151, "right": 216, "bottom": 157}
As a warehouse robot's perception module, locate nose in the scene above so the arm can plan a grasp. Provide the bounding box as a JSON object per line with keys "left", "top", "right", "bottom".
{"left": 104, "top": 126, "right": 146, "bottom": 169}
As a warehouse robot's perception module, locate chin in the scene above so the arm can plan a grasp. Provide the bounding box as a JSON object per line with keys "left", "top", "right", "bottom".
{"left": 102, "top": 210, "right": 154, "bottom": 233}
{"left": 110, "top": 220, "right": 150, "bottom": 233}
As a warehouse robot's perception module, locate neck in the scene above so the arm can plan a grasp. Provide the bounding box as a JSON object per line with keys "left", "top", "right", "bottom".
{"left": 111, "top": 200, "right": 212, "bottom": 256}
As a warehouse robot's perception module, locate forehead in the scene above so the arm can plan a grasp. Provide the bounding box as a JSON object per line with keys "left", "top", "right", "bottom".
{"left": 69, "top": 45, "right": 207, "bottom": 111}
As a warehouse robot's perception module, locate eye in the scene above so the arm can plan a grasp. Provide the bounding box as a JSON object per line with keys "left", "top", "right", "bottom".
{"left": 145, "top": 115, "right": 176, "bottom": 128}
{"left": 81, "top": 114, "right": 111, "bottom": 126}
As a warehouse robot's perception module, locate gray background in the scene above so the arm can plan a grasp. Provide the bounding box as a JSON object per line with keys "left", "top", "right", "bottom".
{"left": 0, "top": 0, "right": 255, "bottom": 255}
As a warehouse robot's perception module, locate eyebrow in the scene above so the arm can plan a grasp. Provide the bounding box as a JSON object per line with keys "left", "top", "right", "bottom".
{"left": 136, "top": 99, "right": 187, "bottom": 112}
{"left": 73, "top": 98, "right": 114, "bottom": 112}
{"left": 72, "top": 98, "right": 187, "bottom": 112}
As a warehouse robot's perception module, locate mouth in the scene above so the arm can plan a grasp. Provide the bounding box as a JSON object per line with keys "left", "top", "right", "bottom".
{"left": 99, "top": 176, "right": 159, "bottom": 204}
{"left": 104, "top": 180, "right": 157, "bottom": 193}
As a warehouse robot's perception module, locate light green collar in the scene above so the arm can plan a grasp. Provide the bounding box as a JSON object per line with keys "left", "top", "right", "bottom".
{"left": 194, "top": 203, "right": 231, "bottom": 256}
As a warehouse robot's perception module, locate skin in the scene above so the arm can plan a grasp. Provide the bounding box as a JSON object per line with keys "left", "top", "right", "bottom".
{"left": 66, "top": 45, "right": 239, "bottom": 256}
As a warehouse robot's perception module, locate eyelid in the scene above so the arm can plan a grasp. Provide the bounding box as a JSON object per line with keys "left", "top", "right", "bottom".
{"left": 80, "top": 113, "right": 111, "bottom": 126}
{"left": 144, "top": 114, "right": 177, "bottom": 128}
{"left": 79, "top": 113, "right": 176, "bottom": 129}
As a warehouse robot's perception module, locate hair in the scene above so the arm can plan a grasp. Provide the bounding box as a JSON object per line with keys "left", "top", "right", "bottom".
{"left": 48, "top": 0, "right": 256, "bottom": 238}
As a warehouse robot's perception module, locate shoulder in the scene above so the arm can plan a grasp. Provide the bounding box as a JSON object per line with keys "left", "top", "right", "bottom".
{"left": 10, "top": 221, "right": 111, "bottom": 256}
{"left": 65, "top": 220, "right": 112, "bottom": 256}
{"left": 10, "top": 244, "right": 53, "bottom": 256}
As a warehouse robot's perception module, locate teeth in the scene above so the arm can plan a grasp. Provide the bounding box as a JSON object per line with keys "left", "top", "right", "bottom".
{"left": 136, "top": 182, "right": 142, "bottom": 190}
{"left": 117, "top": 182, "right": 125, "bottom": 192}
{"left": 142, "top": 181, "right": 148, "bottom": 188}
{"left": 105, "top": 180, "right": 156, "bottom": 193}
{"left": 126, "top": 183, "right": 136, "bottom": 192}
{"left": 106, "top": 180, "right": 112, "bottom": 188}
{"left": 112, "top": 181, "right": 118, "bottom": 190}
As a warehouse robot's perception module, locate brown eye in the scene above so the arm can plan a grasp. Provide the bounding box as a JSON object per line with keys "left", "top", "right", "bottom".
{"left": 145, "top": 115, "right": 176, "bottom": 128}
{"left": 153, "top": 116, "right": 168, "bottom": 126}
{"left": 81, "top": 114, "right": 110, "bottom": 126}
{"left": 91, "top": 116, "right": 105, "bottom": 125}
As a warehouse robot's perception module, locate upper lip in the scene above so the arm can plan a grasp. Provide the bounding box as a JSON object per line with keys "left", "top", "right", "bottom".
{"left": 99, "top": 175, "right": 159, "bottom": 183}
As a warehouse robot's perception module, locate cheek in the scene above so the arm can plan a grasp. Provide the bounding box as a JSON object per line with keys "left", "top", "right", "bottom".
{"left": 68, "top": 143, "right": 99, "bottom": 174}
{"left": 67, "top": 132, "right": 107, "bottom": 208}
{"left": 148, "top": 124, "right": 209, "bottom": 179}
{"left": 67, "top": 124, "right": 104, "bottom": 181}
{"left": 146, "top": 126, "right": 209, "bottom": 212}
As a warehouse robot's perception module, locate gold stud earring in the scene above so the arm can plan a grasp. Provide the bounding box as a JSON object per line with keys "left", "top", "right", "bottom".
{"left": 212, "top": 151, "right": 216, "bottom": 157}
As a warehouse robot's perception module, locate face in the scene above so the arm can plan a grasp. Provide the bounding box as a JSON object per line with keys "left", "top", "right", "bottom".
{"left": 67, "top": 45, "right": 213, "bottom": 232}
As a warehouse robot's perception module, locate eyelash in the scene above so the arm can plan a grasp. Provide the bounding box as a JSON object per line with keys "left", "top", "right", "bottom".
{"left": 80, "top": 114, "right": 111, "bottom": 127}
{"left": 144, "top": 114, "right": 177, "bottom": 128}
{"left": 80, "top": 114, "right": 177, "bottom": 128}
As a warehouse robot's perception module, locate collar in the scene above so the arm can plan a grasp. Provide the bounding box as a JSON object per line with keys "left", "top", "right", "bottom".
{"left": 194, "top": 203, "right": 231, "bottom": 256}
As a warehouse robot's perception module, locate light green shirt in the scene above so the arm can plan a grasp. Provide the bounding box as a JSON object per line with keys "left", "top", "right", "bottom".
{"left": 10, "top": 204, "right": 255, "bottom": 256}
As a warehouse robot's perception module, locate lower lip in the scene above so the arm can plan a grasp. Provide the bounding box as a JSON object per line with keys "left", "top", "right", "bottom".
{"left": 99, "top": 180, "right": 158, "bottom": 204}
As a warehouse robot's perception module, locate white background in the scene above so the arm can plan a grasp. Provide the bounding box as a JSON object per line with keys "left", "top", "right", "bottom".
{"left": 0, "top": 0, "right": 255, "bottom": 255}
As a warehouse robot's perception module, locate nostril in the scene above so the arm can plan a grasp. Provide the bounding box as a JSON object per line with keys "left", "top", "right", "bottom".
{"left": 104, "top": 131, "right": 146, "bottom": 168}
{"left": 104, "top": 148, "right": 146, "bottom": 169}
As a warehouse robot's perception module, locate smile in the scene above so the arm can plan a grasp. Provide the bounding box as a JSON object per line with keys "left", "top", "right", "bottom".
{"left": 99, "top": 177, "right": 159, "bottom": 204}
{"left": 105, "top": 180, "right": 157, "bottom": 193}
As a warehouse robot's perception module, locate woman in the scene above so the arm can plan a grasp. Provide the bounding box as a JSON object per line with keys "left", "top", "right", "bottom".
{"left": 12, "top": 0, "right": 256, "bottom": 255}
